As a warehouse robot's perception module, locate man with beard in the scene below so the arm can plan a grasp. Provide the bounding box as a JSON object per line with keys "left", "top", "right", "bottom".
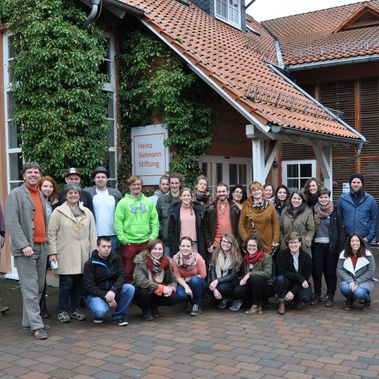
{"left": 337, "top": 173, "right": 377, "bottom": 245}
{"left": 203, "top": 183, "right": 240, "bottom": 263}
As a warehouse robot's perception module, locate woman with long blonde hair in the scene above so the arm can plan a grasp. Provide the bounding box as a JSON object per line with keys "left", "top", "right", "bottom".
{"left": 209, "top": 233, "right": 242, "bottom": 310}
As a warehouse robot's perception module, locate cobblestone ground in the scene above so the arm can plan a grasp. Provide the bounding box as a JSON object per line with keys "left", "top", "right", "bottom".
{"left": 0, "top": 278, "right": 378, "bottom": 379}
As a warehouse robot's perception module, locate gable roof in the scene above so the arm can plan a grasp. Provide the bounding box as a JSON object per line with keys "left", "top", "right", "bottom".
{"left": 263, "top": 0, "right": 379, "bottom": 66}
{"left": 112, "top": 0, "right": 362, "bottom": 143}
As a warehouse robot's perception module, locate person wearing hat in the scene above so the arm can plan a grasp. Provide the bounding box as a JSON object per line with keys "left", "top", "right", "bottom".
{"left": 84, "top": 166, "right": 122, "bottom": 254}
{"left": 48, "top": 183, "right": 97, "bottom": 323}
{"left": 57, "top": 167, "right": 94, "bottom": 214}
{"left": 337, "top": 173, "right": 377, "bottom": 244}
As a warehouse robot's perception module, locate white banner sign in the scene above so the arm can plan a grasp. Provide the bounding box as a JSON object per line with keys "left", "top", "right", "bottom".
{"left": 131, "top": 124, "right": 169, "bottom": 185}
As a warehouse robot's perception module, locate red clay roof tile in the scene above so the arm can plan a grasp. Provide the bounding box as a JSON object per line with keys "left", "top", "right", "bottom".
{"left": 263, "top": 0, "right": 379, "bottom": 66}
{"left": 117, "top": 0, "right": 360, "bottom": 141}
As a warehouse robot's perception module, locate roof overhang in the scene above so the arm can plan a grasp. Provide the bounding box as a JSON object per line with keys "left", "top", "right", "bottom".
{"left": 80, "top": 0, "right": 144, "bottom": 19}
{"left": 287, "top": 53, "right": 379, "bottom": 71}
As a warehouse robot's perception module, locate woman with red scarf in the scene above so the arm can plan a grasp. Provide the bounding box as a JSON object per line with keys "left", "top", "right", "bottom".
{"left": 133, "top": 240, "right": 182, "bottom": 321}
{"left": 232, "top": 236, "right": 273, "bottom": 314}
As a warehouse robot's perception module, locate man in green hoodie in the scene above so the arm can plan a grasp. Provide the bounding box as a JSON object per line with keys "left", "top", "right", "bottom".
{"left": 114, "top": 175, "right": 159, "bottom": 282}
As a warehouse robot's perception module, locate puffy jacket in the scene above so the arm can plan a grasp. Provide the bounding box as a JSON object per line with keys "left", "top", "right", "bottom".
{"left": 337, "top": 191, "right": 377, "bottom": 243}
{"left": 83, "top": 250, "right": 126, "bottom": 298}
{"left": 114, "top": 193, "right": 159, "bottom": 244}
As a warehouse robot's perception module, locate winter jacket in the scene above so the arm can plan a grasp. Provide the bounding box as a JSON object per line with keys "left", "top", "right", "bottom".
{"left": 240, "top": 254, "right": 273, "bottom": 283}
{"left": 156, "top": 192, "right": 181, "bottom": 244}
{"left": 5, "top": 184, "right": 48, "bottom": 256}
{"left": 203, "top": 200, "right": 240, "bottom": 249}
{"left": 337, "top": 191, "right": 377, "bottom": 243}
{"left": 47, "top": 202, "right": 97, "bottom": 275}
{"left": 280, "top": 206, "right": 315, "bottom": 254}
{"left": 114, "top": 193, "right": 159, "bottom": 245}
{"left": 168, "top": 202, "right": 205, "bottom": 257}
{"left": 337, "top": 250, "right": 376, "bottom": 292}
{"left": 133, "top": 251, "right": 177, "bottom": 292}
{"left": 83, "top": 250, "right": 126, "bottom": 298}
{"left": 239, "top": 199, "right": 279, "bottom": 253}
{"left": 276, "top": 248, "right": 313, "bottom": 295}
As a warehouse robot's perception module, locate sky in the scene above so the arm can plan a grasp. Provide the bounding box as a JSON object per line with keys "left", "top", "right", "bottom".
{"left": 246, "top": 0, "right": 367, "bottom": 21}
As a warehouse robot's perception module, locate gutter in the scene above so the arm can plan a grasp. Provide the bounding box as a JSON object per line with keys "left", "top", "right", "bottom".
{"left": 84, "top": 0, "right": 102, "bottom": 27}
{"left": 287, "top": 54, "right": 379, "bottom": 71}
{"left": 103, "top": 0, "right": 144, "bottom": 18}
{"left": 140, "top": 20, "right": 271, "bottom": 135}
{"left": 267, "top": 63, "right": 366, "bottom": 143}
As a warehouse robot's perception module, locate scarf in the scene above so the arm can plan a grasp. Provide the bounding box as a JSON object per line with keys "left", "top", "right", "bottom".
{"left": 175, "top": 251, "right": 198, "bottom": 271}
{"left": 193, "top": 190, "right": 211, "bottom": 206}
{"left": 146, "top": 255, "right": 171, "bottom": 283}
{"left": 215, "top": 252, "right": 234, "bottom": 279}
{"left": 306, "top": 194, "right": 318, "bottom": 208}
{"left": 286, "top": 202, "right": 306, "bottom": 218}
{"left": 243, "top": 250, "right": 265, "bottom": 265}
{"left": 246, "top": 198, "right": 269, "bottom": 232}
{"left": 313, "top": 201, "right": 333, "bottom": 224}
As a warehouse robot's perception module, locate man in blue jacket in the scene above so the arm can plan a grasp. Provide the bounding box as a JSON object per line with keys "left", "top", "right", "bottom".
{"left": 337, "top": 173, "right": 377, "bottom": 244}
{"left": 83, "top": 236, "right": 135, "bottom": 326}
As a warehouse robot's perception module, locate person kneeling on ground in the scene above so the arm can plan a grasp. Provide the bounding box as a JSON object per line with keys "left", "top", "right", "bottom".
{"left": 133, "top": 240, "right": 182, "bottom": 321}
{"left": 275, "top": 232, "right": 313, "bottom": 315}
{"left": 173, "top": 236, "right": 208, "bottom": 316}
{"left": 83, "top": 236, "right": 135, "bottom": 326}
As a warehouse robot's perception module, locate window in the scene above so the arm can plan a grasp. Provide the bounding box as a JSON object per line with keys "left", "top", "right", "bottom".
{"left": 282, "top": 160, "right": 316, "bottom": 193}
{"left": 4, "top": 34, "right": 23, "bottom": 192}
{"left": 199, "top": 156, "right": 251, "bottom": 193}
{"left": 215, "top": 0, "right": 241, "bottom": 28}
{"left": 102, "top": 35, "right": 117, "bottom": 188}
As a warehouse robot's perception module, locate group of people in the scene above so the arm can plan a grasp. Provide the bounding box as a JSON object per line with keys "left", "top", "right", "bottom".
{"left": 1, "top": 163, "right": 376, "bottom": 340}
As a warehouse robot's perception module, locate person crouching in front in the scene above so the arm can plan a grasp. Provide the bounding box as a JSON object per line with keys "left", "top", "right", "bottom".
{"left": 83, "top": 236, "right": 135, "bottom": 326}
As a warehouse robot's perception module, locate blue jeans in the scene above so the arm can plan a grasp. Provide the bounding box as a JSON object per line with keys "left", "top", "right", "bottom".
{"left": 58, "top": 274, "right": 83, "bottom": 313}
{"left": 87, "top": 284, "right": 135, "bottom": 320}
{"left": 340, "top": 281, "right": 370, "bottom": 302}
{"left": 176, "top": 276, "right": 208, "bottom": 306}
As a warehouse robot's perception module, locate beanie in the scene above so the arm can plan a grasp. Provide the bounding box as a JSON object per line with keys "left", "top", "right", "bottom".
{"left": 349, "top": 173, "right": 364, "bottom": 186}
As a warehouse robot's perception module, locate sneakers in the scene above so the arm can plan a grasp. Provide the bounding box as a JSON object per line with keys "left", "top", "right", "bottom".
{"left": 245, "top": 304, "right": 263, "bottom": 315}
{"left": 310, "top": 294, "right": 321, "bottom": 305}
{"left": 93, "top": 318, "right": 104, "bottom": 324}
{"left": 70, "top": 309, "right": 86, "bottom": 321}
{"left": 32, "top": 328, "right": 48, "bottom": 340}
{"left": 57, "top": 311, "right": 71, "bottom": 323}
{"left": 190, "top": 304, "right": 202, "bottom": 316}
{"left": 345, "top": 299, "right": 354, "bottom": 311}
{"left": 229, "top": 300, "right": 243, "bottom": 312}
{"left": 113, "top": 318, "right": 129, "bottom": 326}
{"left": 217, "top": 298, "right": 229, "bottom": 309}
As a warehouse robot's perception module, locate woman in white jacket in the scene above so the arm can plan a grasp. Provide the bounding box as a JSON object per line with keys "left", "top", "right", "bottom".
{"left": 48, "top": 183, "right": 97, "bottom": 323}
{"left": 337, "top": 234, "right": 375, "bottom": 311}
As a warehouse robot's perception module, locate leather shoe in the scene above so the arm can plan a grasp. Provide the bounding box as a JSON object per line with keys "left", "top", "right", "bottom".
{"left": 277, "top": 302, "right": 285, "bottom": 315}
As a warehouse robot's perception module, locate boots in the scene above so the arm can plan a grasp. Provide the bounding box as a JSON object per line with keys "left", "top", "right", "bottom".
{"left": 277, "top": 300, "right": 285, "bottom": 315}
{"left": 245, "top": 304, "right": 262, "bottom": 315}
{"left": 325, "top": 294, "right": 334, "bottom": 308}
{"left": 345, "top": 298, "right": 354, "bottom": 311}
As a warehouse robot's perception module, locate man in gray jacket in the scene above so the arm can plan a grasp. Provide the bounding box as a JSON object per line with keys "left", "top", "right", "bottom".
{"left": 84, "top": 166, "right": 122, "bottom": 254}
{"left": 5, "top": 162, "right": 48, "bottom": 339}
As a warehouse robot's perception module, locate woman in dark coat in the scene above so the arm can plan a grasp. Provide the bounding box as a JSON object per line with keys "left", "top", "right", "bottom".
{"left": 168, "top": 188, "right": 205, "bottom": 258}
{"left": 275, "top": 232, "right": 313, "bottom": 315}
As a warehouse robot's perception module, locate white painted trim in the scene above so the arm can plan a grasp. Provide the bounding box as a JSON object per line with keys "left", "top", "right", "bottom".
{"left": 282, "top": 159, "right": 317, "bottom": 190}
{"left": 214, "top": 0, "right": 242, "bottom": 29}
{"left": 311, "top": 142, "right": 333, "bottom": 194}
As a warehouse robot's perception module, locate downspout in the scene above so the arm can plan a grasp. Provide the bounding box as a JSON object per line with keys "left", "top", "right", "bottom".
{"left": 84, "top": 0, "right": 102, "bottom": 27}
{"left": 333, "top": 142, "right": 363, "bottom": 173}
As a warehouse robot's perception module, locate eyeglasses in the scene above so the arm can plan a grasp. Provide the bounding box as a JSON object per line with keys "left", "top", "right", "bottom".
{"left": 221, "top": 239, "right": 232, "bottom": 245}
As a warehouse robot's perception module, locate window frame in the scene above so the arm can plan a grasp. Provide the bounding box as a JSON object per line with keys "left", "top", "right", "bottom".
{"left": 214, "top": 0, "right": 241, "bottom": 29}
{"left": 281, "top": 159, "right": 317, "bottom": 191}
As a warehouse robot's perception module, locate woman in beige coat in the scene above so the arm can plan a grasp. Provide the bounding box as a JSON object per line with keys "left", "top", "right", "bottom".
{"left": 48, "top": 183, "right": 97, "bottom": 323}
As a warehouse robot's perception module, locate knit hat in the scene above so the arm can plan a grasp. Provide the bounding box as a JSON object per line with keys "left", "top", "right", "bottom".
{"left": 63, "top": 183, "right": 82, "bottom": 195}
{"left": 349, "top": 173, "right": 364, "bottom": 186}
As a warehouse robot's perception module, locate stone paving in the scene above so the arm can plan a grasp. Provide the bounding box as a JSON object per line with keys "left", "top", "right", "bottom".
{"left": 0, "top": 278, "right": 379, "bottom": 379}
